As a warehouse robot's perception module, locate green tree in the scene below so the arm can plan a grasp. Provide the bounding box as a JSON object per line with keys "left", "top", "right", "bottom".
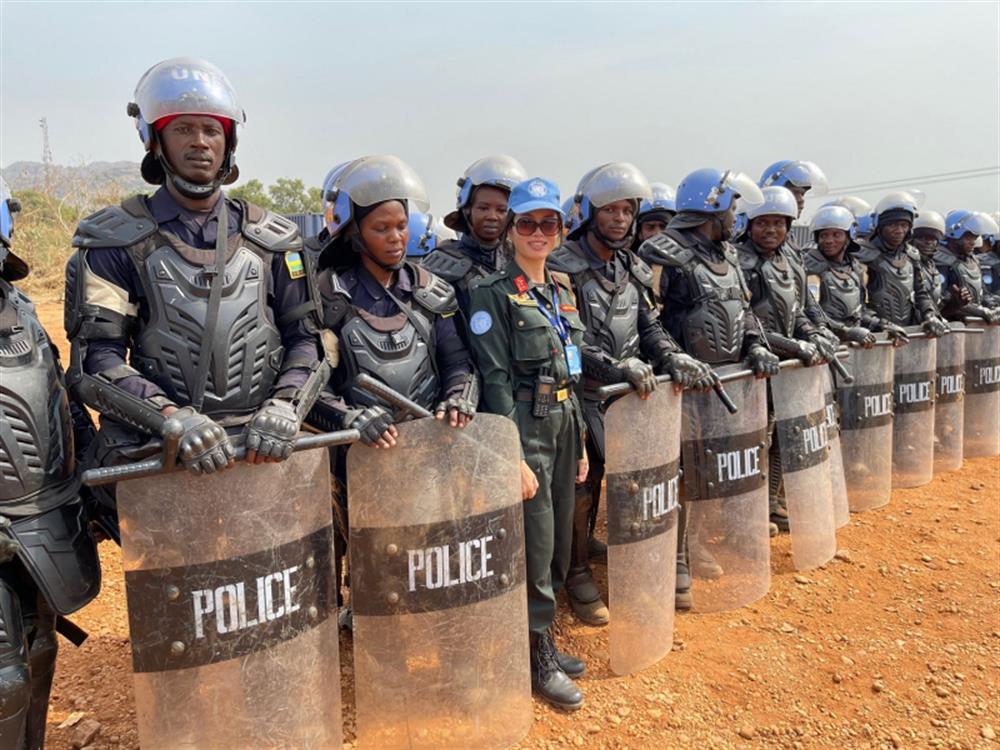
{"left": 268, "top": 178, "right": 321, "bottom": 214}
{"left": 228, "top": 179, "right": 274, "bottom": 209}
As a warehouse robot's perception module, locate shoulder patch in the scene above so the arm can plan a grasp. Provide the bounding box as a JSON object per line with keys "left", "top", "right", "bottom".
{"left": 244, "top": 209, "right": 301, "bottom": 253}
{"left": 284, "top": 251, "right": 305, "bottom": 279}
{"left": 72, "top": 204, "right": 157, "bottom": 249}
{"left": 469, "top": 310, "right": 493, "bottom": 335}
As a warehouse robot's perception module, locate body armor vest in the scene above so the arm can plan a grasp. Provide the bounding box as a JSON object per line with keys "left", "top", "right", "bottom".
{"left": 129, "top": 238, "right": 283, "bottom": 420}
{"left": 917, "top": 256, "right": 943, "bottom": 310}
{"left": 324, "top": 271, "right": 441, "bottom": 413}
{"left": 979, "top": 251, "right": 1000, "bottom": 294}
{"left": 740, "top": 246, "right": 801, "bottom": 337}
{"left": 857, "top": 242, "right": 918, "bottom": 325}
{"left": 0, "top": 283, "right": 76, "bottom": 513}
{"left": 550, "top": 245, "right": 642, "bottom": 361}
{"left": 804, "top": 250, "right": 865, "bottom": 325}
{"left": 936, "top": 249, "right": 984, "bottom": 303}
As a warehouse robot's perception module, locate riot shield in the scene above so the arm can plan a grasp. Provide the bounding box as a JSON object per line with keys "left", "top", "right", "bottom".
{"left": 836, "top": 342, "right": 895, "bottom": 512}
{"left": 347, "top": 415, "right": 530, "bottom": 750}
{"left": 822, "top": 368, "right": 850, "bottom": 528}
{"left": 892, "top": 333, "right": 937, "bottom": 488}
{"left": 934, "top": 331, "right": 966, "bottom": 473}
{"left": 117, "top": 449, "right": 341, "bottom": 750}
{"left": 963, "top": 321, "right": 1000, "bottom": 458}
{"left": 681, "top": 367, "right": 770, "bottom": 613}
{"left": 771, "top": 365, "right": 837, "bottom": 570}
{"left": 604, "top": 387, "right": 681, "bottom": 676}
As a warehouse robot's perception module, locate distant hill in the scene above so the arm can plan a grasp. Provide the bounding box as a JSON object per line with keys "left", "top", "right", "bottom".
{"left": 1, "top": 160, "right": 147, "bottom": 200}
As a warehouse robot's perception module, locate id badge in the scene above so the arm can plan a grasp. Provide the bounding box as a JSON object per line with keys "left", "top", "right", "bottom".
{"left": 564, "top": 344, "right": 582, "bottom": 376}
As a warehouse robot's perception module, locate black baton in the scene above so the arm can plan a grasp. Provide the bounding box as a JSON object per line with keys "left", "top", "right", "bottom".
{"left": 354, "top": 373, "right": 435, "bottom": 419}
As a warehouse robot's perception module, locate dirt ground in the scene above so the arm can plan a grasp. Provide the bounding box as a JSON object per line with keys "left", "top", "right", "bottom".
{"left": 32, "top": 300, "right": 1000, "bottom": 750}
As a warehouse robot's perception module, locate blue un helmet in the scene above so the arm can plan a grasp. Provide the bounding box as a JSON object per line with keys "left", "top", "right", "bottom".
{"left": 0, "top": 178, "right": 28, "bottom": 281}
{"left": 943, "top": 209, "right": 1000, "bottom": 240}
{"left": 745, "top": 186, "right": 799, "bottom": 224}
{"left": 568, "top": 162, "right": 652, "bottom": 246}
{"left": 406, "top": 212, "right": 456, "bottom": 257}
{"left": 758, "top": 160, "right": 829, "bottom": 193}
{"left": 443, "top": 155, "right": 527, "bottom": 233}
{"left": 127, "top": 57, "right": 246, "bottom": 198}
{"left": 676, "top": 168, "right": 765, "bottom": 214}
{"left": 637, "top": 182, "right": 677, "bottom": 223}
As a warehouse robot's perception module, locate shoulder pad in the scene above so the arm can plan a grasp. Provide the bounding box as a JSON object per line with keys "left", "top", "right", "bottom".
{"left": 802, "top": 248, "right": 829, "bottom": 275}
{"left": 244, "top": 207, "right": 302, "bottom": 253}
{"left": 547, "top": 243, "right": 590, "bottom": 274}
{"left": 625, "top": 252, "right": 655, "bottom": 288}
{"left": 853, "top": 241, "right": 880, "bottom": 263}
{"left": 419, "top": 244, "right": 474, "bottom": 281}
{"left": 979, "top": 253, "right": 1000, "bottom": 269}
{"left": 411, "top": 264, "right": 459, "bottom": 314}
{"left": 72, "top": 204, "right": 157, "bottom": 249}
{"left": 637, "top": 233, "right": 693, "bottom": 268}
{"left": 904, "top": 245, "right": 921, "bottom": 263}
{"left": 933, "top": 249, "right": 957, "bottom": 267}
{"left": 317, "top": 270, "right": 352, "bottom": 328}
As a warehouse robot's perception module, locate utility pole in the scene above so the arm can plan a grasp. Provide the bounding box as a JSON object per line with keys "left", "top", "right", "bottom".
{"left": 39, "top": 117, "right": 53, "bottom": 193}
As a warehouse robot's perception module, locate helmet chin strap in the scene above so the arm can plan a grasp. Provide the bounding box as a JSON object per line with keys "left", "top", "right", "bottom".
{"left": 155, "top": 135, "right": 233, "bottom": 200}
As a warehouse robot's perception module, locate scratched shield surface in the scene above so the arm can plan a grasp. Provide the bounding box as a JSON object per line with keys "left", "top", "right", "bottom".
{"left": 891, "top": 333, "right": 937, "bottom": 488}
{"left": 604, "top": 386, "right": 681, "bottom": 676}
{"left": 347, "top": 414, "right": 530, "bottom": 750}
{"left": 681, "top": 368, "right": 771, "bottom": 613}
{"left": 118, "top": 449, "right": 341, "bottom": 750}
{"left": 933, "top": 330, "right": 966, "bottom": 473}
{"left": 772, "top": 365, "right": 837, "bottom": 570}
{"left": 836, "top": 343, "right": 895, "bottom": 512}
{"left": 821, "top": 368, "right": 850, "bottom": 528}
{"left": 963, "top": 321, "right": 1000, "bottom": 458}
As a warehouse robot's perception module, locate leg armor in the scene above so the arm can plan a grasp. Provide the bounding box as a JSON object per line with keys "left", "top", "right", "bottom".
{"left": 0, "top": 578, "right": 29, "bottom": 750}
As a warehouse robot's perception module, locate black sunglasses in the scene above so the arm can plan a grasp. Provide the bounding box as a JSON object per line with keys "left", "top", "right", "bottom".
{"left": 514, "top": 216, "right": 562, "bottom": 237}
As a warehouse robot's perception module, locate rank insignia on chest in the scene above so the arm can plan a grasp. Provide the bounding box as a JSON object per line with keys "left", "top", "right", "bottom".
{"left": 513, "top": 274, "right": 529, "bottom": 293}
{"left": 508, "top": 293, "right": 537, "bottom": 307}
{"left": 285, "top": 251, "right": 305, "bottom": 279}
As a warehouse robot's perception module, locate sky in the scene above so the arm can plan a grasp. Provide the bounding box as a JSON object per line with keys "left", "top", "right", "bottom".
{"left": 2, "top": 1, "right": 998, "bottom": 220}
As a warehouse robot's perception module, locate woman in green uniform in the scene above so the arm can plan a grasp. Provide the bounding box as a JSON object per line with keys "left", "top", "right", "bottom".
{"left": 468, "top": 177, "right": 590, "bottom": 711}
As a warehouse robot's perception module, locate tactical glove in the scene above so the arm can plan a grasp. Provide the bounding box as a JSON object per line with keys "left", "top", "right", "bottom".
{"left": 879, "top": 321, "right": 910, "bottom": 344}
{"left": 343, "top": 406, "right": 395, "bottom": 446}
{"left": 744, "top": 344, "right": 780, "bottom": 376}
{"left": 174, "top": 407, "right": 236, "bottom": 476}
{"left": 922, "top": 316, "right": 950, "bottom": 338}
{"left": 244, "top": 399, "right": 299, "bottom": 461}
{"left": 662, "top": 352, "right": 718, "bottom": 390}
{"left": 843, "top": 326, "right": 877, "bottom": 347}
{"left": 795, "top": 340, "right": 823, "bottom": 367}
{"left": 620, "top": 356, "right": 657, "bottom": 397}
{"left": 808, "top": 333, "right": 839, "bottom": 362}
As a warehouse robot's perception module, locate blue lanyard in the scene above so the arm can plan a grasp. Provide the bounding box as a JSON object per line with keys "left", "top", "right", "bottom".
{"left": 529, "top": 288, "right": 571, "bottom": 344}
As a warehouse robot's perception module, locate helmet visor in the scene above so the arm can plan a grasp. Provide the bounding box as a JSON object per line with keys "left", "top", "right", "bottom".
{"left": 337, "top": 155, "right": 430, "bottom": 211}
{"left": 952, "top": 211, "right": 1000, "bottom": 238}
{"left": 580, "top": 162, "right": 653, "bottom": 207}
{"left": 723, "top": 171, "right": 765, "bottom": 208}
{"left": 134, "top": 57, "right": 245, "bottom": 124}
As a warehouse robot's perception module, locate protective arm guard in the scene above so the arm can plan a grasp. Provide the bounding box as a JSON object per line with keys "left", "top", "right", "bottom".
{"left": 581, "top": 347, "right": 627, "bottom": 384}
{"left": 271, "top": 359, "right": 332, "bottom": 423}
{"left": 305, "top": 388, "right": 352, "bottom": 433}
{"left": 436, "top": 372, "right": 479, "bottom": 418}
{"left": 74, "top": 370, "right": 172, "bottom": 437}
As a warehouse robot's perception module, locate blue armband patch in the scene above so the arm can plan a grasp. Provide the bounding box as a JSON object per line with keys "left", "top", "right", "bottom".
{"left": 470, "top": 310, "right": 493, "bottom": 335}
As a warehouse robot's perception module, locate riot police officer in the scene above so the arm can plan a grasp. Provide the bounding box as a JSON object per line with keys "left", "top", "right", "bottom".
{"left": 855, "top": 191, "right": 950, "bottom": 336}
{"left": 549, "top": 163, "right": 715, "bottom": 625}
{"left": 65, "top": 58, "right": 324, "bottom": 530}
{"left": 979, "top": 224, "right": 1000, "bottom": 297}
{"left": 804, "top": 205, "right": 909, "bottom": 345}
{"left": 306, "top": 156, "right": 478, "bottom": 615}
{"left": 420, "top": 155, "right": 528, "bottom": 316}
{"left": 758, "top": 160, "right": 829, "bottom": 233}
{"left": 633, "top": 182, "right": 676, "bottom": 246}
{"left": 934, "top": 210, "right": 1000, "bottom": 322}
{"left": 911, "top": 210, "right": 949, "bottom": 313}
{"left": 468, "top": 177, "right": 588, "bottom": 711}
{"left": 1, "top": 179, "right": 101, "bottom": 750}
{"left": 638, "top": 168, "right": 780, "bottom": 610}
{"left": 735, "top": 186, "right": 836, "bottom": 532}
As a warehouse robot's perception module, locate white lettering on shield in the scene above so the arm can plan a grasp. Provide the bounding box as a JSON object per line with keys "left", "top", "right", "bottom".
{"left": 897, "top": 381, "right": 931, "bottom": 404}
{"left": 717, "top": 446, "right": 761, "bottom": 482}
{"left": 864, "top": 393, "right": 892, "bottom": 418}
{"left": 938, "top": 373, "right": 964, "bottom": 395}
{"left": 406, "top": 536, "right": 495, "bottom": 592}
{"left": 191, "top": 565, "right": 301, "bottom": 639}
{"left": 802, "top": 422, "right": 829, "bottom": 456}
{"left": 642, "top": 476, "right": 679, "bottom": 521}
{"left": 978, "top": 365, "right": 1000, "bottom": 387}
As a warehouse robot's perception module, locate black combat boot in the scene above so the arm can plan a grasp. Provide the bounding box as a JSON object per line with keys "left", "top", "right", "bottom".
{"left": 552, "top": 639, "right": 586, "bottom": 678}
{"left": 587, "top": 536, "right": 608, "bottom": 562}
{"left": 530, "top": 630, "right": 584, "bottom": 711}
{"left": 769, "top": 441, "right": 789, "bottom": 534}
